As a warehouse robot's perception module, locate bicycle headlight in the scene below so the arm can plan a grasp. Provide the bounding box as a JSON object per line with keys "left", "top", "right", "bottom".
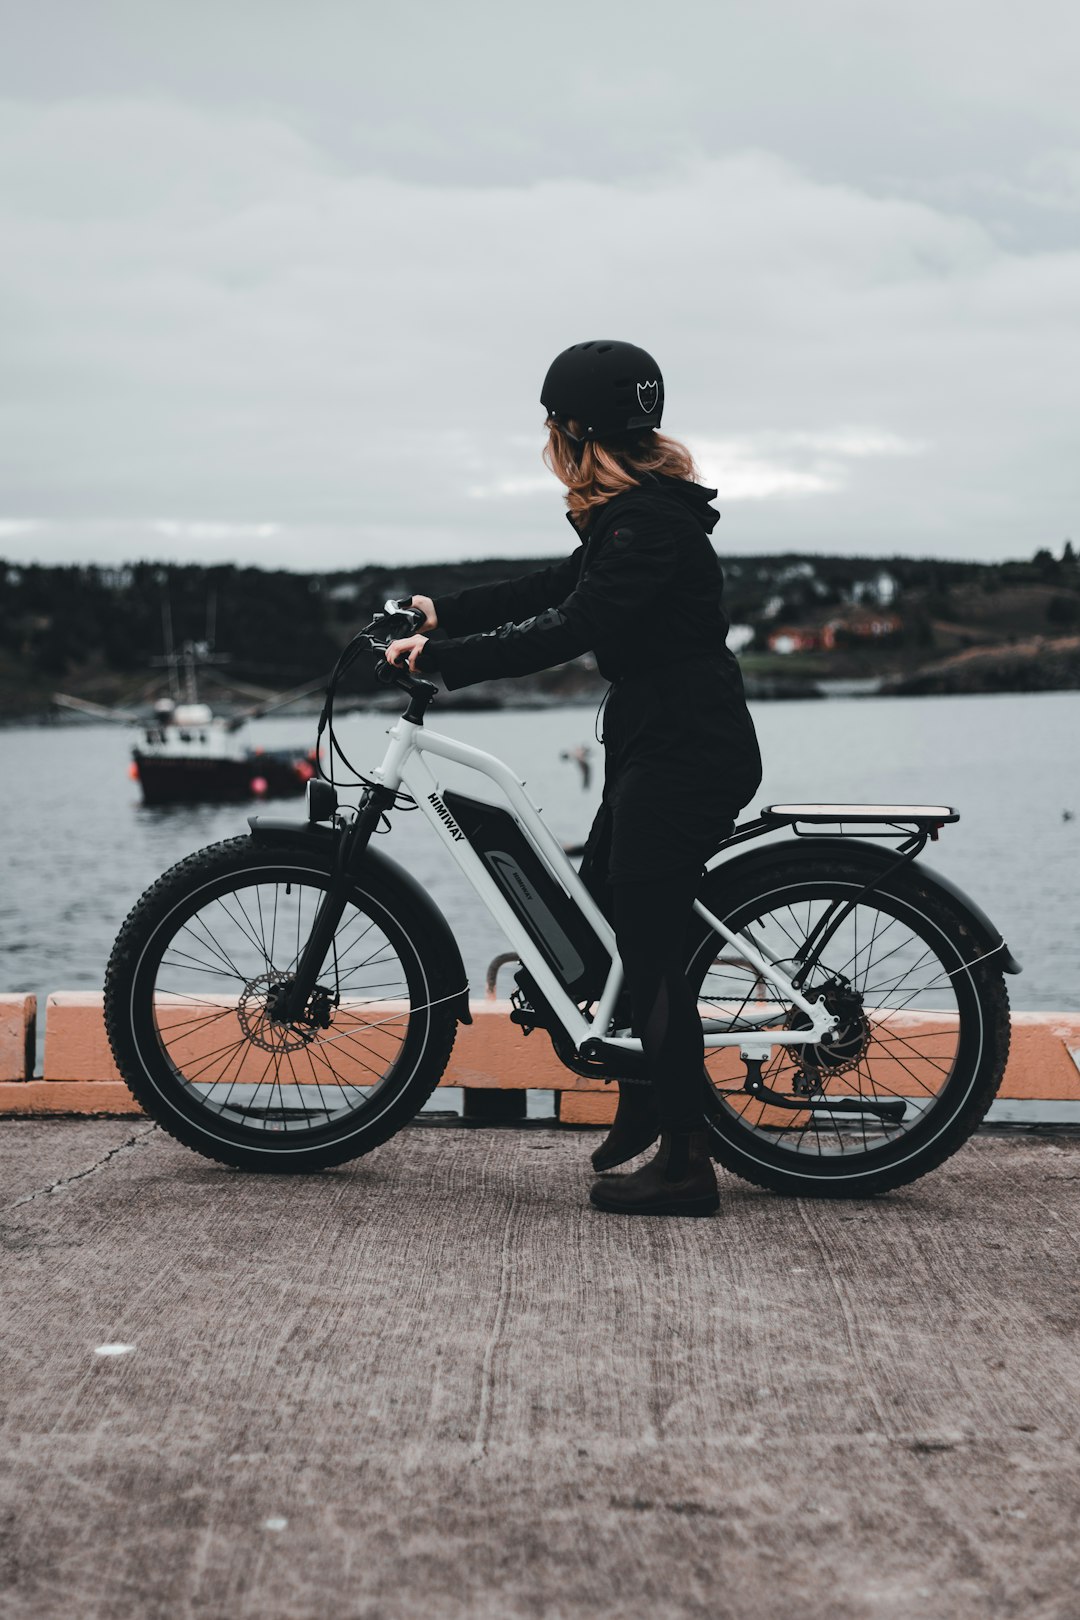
{"left": 306, "top": 779, "right": 338, "bottom": 824}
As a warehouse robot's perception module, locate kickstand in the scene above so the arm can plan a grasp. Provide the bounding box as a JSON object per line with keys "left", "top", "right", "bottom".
{"left": 742, "top": 1056, "right": 767, "bottom": 1097}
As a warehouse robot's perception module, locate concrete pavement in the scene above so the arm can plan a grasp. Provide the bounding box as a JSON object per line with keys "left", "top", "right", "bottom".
{"left": 2, "top": 1120, "right": 1080, "bottom": 1619}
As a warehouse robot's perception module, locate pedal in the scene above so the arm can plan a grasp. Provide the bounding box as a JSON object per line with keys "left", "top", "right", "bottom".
{"left": 511, "top": 967, "right": 553, "bottom": 1036}
{"left": 509, "top": 997, "right": 537, "bottom": 1036}
{"left": 510, "top": 985, "right": 542, "bottom": 1035}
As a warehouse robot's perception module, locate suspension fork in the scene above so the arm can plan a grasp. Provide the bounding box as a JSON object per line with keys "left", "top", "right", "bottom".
{"left": 274, "top": 785, "right": 398, "bottom": 1024}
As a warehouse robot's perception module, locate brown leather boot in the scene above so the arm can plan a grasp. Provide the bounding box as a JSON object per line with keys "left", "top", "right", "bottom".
{"left": 589, "top": 1130, "right": 719, "bottom": 1217}
{"left": 590, "top": 1081, "right": 661, "bottom": 1173}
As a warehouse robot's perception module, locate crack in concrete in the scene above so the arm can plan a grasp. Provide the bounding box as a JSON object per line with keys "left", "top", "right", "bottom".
{"left": 471, "top": 1157, "right": 521, "bottom": 1459}
{"left": 794, "top": 1197, "right": 897, "bottom": 1441}
{"left": 4, "top": 1124, "right": 159, "bottom": 1211}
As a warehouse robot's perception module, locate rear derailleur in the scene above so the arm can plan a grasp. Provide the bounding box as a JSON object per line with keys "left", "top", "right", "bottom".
{"left": 740, "top": 981, "right": 905, "bottom": 1125}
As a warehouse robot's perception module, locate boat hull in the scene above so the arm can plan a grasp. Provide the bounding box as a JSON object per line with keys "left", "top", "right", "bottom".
{"left": 132, "top": 747, "right": 318, "bottom": 806}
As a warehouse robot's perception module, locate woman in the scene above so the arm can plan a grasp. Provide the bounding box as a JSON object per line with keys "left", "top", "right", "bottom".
{"left": 386, "top": 340, "right": 762, "bottom": 1217}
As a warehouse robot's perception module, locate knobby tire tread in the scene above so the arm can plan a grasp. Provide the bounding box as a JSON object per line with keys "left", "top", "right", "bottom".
{"left": 104, "top": 837, "right": 458, "bottom": 1172}
{"left": 694, "top": 857, "right": 1012, "bottom": 1199}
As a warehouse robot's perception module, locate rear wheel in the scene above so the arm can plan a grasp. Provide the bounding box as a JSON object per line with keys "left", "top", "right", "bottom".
{"left": 105, "top": 836, "right": 458, "bottom": 1171}
{"left": 686, "top": 856, "right": 1011, "bottom": 1197}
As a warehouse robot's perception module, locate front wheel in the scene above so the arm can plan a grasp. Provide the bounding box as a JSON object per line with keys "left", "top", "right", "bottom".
{"left": 686, "top": 855, "right": 1011, "bottom": 1197}
{"left": 104, "top": 836, "right": 458, "bottom": 1171}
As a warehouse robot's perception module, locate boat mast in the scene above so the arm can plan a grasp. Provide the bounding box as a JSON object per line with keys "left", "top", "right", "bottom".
{"left": 161, "top": 597, "right": 181, "bottom": 702}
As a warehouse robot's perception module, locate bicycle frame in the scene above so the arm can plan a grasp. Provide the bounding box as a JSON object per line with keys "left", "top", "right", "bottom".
{"left": 365, "top": 711, "right": 837, "bottom": 1056}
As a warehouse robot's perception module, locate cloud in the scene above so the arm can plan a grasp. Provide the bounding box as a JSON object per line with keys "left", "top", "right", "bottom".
{"left": 688, "top": 431, "right": 928, "bottom": 504}
{"left": 467, "top": 478, "right": 554, "bottom": 502}
{"left": 7, "top": 2, "right": 1080, "bottom": 223}
{"left": 153, "top": 521, "right": 280, "bottom": 541}
{"left": 0, "top": 69, "right": 1078, "bottom": 567}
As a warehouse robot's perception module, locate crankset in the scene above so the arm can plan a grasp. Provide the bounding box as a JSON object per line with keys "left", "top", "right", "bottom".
{"left": 511, "top": 968, "right": 650, "bottom": 1084}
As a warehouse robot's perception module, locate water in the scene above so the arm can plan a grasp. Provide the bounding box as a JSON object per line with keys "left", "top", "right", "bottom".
{"left": 1, "top": 692, "right": 1077, "bottom": 1069}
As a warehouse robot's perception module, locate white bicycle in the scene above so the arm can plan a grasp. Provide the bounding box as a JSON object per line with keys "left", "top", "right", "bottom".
{"left": 105, "top": 602, "right": 1020, "bottom": 1197}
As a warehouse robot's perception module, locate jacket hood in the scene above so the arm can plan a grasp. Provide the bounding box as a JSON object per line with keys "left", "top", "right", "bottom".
{"left": 648, "top": 473, "right": 721, "bottom": 535}
{"left": 566, "top": 472, "right": 721, "bottom": 539}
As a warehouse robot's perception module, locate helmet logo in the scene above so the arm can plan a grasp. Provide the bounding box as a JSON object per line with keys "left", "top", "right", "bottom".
{"left": 636, "top": 380, "right": 659, "bottom": 414}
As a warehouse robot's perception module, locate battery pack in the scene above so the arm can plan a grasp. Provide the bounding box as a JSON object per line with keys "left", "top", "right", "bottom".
{"left": 442, "top": 789, "right": 608, "bottom": 1000}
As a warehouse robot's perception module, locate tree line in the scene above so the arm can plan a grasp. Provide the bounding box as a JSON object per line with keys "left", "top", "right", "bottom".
{"left": 1, "top": 544, "right": 1076, "bottom": 710}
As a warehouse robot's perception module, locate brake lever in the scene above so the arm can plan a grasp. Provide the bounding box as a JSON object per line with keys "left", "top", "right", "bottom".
{"left": 365, "top": 599, "right": 434, "bottom": 694}
{"left": 384, "top": 597, "right": 426, "bottom": 632}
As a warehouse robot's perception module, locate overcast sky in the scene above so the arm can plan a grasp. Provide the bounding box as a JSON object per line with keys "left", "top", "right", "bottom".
{"left": 2, "top": 0, "right": 1079, "bottom": 570}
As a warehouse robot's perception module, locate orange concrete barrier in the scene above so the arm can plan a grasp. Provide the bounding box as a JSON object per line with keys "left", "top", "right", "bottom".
{"left": 33, "top": 995, "right": 575, "bottom": 1089}
{"left": 561, "top": 1010, "right": 1080, "bottom": 1125}
{"left": 0, "top": 994, "right": 1076, "bottom": 1122}
{"left": 1, "top": 994, "right": 586, "bottom": 1114}
{"left": 994, "top": 1011, "right": 1080, "bottom": 1098}
{"left": 0, "top": 994, "right": 35, "bottom": 1083}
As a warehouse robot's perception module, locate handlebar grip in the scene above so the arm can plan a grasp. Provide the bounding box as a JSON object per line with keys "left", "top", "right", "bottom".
{"left": 376, "top": 660, "right": 439, "bottom": 701}
{"left": 377, "top": 658, "right": 422, "bottom": 687}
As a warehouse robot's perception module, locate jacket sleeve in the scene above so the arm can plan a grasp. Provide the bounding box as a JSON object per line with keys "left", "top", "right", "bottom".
{"left": 421, "top": 508, "right": 677, "bottom": 690}
{"left": 432, "top": 549, "right": 584, "bottom": 638}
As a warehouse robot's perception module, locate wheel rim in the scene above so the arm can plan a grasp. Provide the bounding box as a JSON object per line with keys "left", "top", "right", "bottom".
{"left": 131, "top": 863, "right": 427, "bottom": 1142}
{"left": 691, "top": 880, "right": 978, "bottom": 1166}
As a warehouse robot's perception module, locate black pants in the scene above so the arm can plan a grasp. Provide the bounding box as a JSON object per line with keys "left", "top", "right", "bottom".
{"left": 578, "top": 658, "right": 762, "bottom": 1132}
{"left": 579, "top": 807, "right": 713, "bottom": 1133}
{"left": 613, "top": 868, "right": 709, "bottom": 1131}
{"left": 593, "top": 654, "right": 762, "bottom": 885}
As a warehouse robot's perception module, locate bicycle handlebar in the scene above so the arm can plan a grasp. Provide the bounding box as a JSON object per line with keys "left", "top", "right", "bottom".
{"left": 318, "top": 597, "right": 436, "bottom": 734}
{"left": 314, "top": 598, "right": 439, "bottom": 786}
{"left": 362, "top": 599, "right": 437, "bottom": 703}
{"left": 386, "top": 597, "right": 426, "bottom": 631}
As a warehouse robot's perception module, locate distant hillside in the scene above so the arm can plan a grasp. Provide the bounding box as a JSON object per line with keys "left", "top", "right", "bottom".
{"left": 1, "top": 543, "right": 1077, "bottom": 718}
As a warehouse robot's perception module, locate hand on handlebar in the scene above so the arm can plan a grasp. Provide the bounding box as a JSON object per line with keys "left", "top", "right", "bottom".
{"left": 404, "top": 594, "right": 438, "bottom": 633}
{"left": 385, "top": 634, "right": 429, "bottom": 673}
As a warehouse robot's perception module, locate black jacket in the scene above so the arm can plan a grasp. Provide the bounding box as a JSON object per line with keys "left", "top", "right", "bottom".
{"left": 423, "top": 475, "right": 732, "bottom": 692}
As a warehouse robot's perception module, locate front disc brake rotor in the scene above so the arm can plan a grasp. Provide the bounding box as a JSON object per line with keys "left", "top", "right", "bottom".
{"left": 238, "top": 971, "right": 314, "bottom": 1053}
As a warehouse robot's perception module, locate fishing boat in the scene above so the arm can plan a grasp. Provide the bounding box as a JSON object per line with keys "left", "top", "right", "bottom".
{"left": 128, "top": 697, "right": 319, "bottom": 806}
{"left": 54, "top": 609, "right": 323, "bottom": 806}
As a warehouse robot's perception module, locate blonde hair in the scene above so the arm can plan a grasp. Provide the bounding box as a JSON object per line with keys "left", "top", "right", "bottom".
{"left": 543, "top": 420, "right": 699, "bottom": 525}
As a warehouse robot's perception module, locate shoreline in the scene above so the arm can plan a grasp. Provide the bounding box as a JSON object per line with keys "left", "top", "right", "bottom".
{"left": 6, "top": 674, "right": 1080, "bottom": 725}
{"left": 6, "top": 636, "right": 1080, "bottom": 727}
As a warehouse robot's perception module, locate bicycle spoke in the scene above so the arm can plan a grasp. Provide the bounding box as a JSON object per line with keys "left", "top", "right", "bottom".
{"left": 215, "top": 892, "right": 270, "bottom": 971}
{"left": 699, "top": 881, "right": 966, "bottom": 1162}
{"left": 146, "top": 866, "right": 418, "bottom": 1140}
{"left": 185, "top": 913, "right": 248, "bottom": 981}
{"left": 165, "top": 937, "right": 246, "bottom": 981}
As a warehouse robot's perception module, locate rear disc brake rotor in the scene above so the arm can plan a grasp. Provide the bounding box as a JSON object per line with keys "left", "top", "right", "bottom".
{"left": 787, "top": 982, "right": 871, "bottom": 1080}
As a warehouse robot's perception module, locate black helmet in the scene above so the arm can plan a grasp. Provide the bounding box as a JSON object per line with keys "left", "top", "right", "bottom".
{"left": 541, "top": 340, "right": 664, "bottom": 443}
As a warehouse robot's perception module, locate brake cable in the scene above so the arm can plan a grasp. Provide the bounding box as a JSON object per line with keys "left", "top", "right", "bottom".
{"left": 314, "top": 608, "right": 421, "bottom": 829}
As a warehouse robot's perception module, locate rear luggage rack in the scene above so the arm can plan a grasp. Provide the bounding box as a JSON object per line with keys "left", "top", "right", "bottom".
{"left": 710, "top": 803, "right": 960, "bottom": 862}
{"left": 702, "top": 804, "right": 964, "bottom": 985}
{"left": 762, "top": 803, "right": 959, "bottom": 828}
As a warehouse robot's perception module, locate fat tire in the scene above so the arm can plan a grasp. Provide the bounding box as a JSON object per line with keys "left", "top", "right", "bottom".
{"left": 688, "top": 856, "right": 1011, "bottom": 1198}
{"left": 104, "top": 836, "right": 458, "bottom": 1172}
